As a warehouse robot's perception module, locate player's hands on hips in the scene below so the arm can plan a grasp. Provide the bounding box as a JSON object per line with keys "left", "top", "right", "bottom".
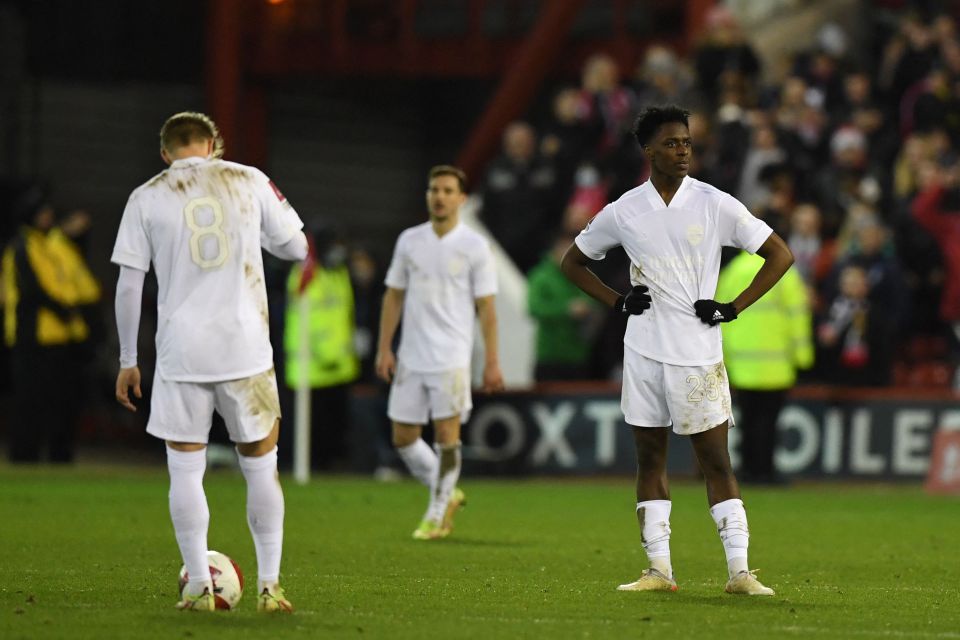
{"left": 375, "top": 349, "right": 397, "bottom": 383}
{"left": 614, "top": 285, "right": 652, "bottom": 315}
{"left": 694, "top": 299, "right": 738, "bottom": 326}
{"left": 482, "top": 362, "right": 505, "bottom": 393}
{"left": 116, "top": 366, "right": 142, "bottom": 412}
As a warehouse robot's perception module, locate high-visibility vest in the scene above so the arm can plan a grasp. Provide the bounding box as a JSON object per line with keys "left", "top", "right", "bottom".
{"left": 2, "top": 227, "right": 98, "bottom": 347}
{"left": 47, "top": 229, "right": 101, "bottom": 305}
{"left": 715, "top": 252, "right": 814, "bottom": 390}
{"left": 284, "top": 264, "right": 359, "bottom": 388}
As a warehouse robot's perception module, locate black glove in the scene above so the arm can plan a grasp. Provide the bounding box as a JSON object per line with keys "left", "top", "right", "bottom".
{"left": 694, "top": 299, "right": 737, "bottom": 326}
{"left": 614, "top": 285, "right": 652, "bottom": 315}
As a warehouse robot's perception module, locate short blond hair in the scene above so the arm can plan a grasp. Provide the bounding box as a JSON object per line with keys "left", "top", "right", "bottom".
{"left": 160, "top": 112, "right": 225, "bottom": 158}
{"left": 428, "top": 165, "right": 468, "bottom": 193}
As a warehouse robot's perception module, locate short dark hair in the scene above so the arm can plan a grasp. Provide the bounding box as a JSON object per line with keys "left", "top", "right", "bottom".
{"left": 160, "top": 112, "right": 224, "bottom": 158}
{"left": 632, "top": 105, "right": 691, "bottom": 146}
{"left": 428, "top": 165, "right": 468, "bottom": 193}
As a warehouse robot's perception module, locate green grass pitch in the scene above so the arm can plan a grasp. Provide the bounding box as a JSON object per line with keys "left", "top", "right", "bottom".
{"left": 1, "top": 465, "right": 958, "bottom": 639}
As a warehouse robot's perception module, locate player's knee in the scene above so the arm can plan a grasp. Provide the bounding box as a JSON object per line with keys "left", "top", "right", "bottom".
{"left": 392, "top": 424, "right": 420, "bottom": 448}
{"left": 235, "top": 419, "right": 280, "bottom": 458}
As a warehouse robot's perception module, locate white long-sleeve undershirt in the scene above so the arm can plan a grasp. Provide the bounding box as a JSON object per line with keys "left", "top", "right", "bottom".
{"left": 115, "top": 265, "right": 145, "bottom": 368}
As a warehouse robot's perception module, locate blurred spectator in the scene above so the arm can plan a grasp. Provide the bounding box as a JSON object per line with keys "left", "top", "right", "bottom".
{"left": 752, "top": 162, "right": 797, "bottom": 238}
{"left": 787, "top": 203, "right": 836, "bottom": 303}
{"left": 632, "top": 45, "right": 701, "bottom": 111}
{"left": 347, "top": 245, "right": 400, "bottom": 478}
{"left": 561, "top": 164, "right": 607, "bottom": 235}
{"left": 878, "top": 13, "right": 938, "bottom": 123}
{"left": 793, "top": 31, "right": 847, "bottom": 115}
{"left": 282, "top": 225, "right": 359, "bottom": 470}
{"left": 53, "top": 210, "right": 105, "bottom": 355}
{"left": 716, "top": 252, "right": 813, "bottom": 484}
{"left": 911, "top": 167, "right": 960, "bottom": 384}
{"left": 576, "top": 53, "right": 635, "bottom": 159}
{"left": 686, "top": 111, "right": 717, "bottom": 183}
{"left": 527, "top": 234, "right": 602, "bottom": 381}
{"left": 833, "top": 69, "right": 876, "bottom": 125}
{"left": 348, "top": 246, "right": 383, "bottom": 383}
{"left": 816, "top": 264, "right": 894, "bottom": 386}
{"left": 48, "top": 209, "right": 104, "bottom": 445}
{"left": 831, "top": 216, "right": 907, "bottom": 335}
{"left": 737, "top": 120, "right": 786, "bottom": 210}
{"left": 693, "top": 6, "right": 760, "bottom": 109}
{"left": 576, "top": 53, "right": 642, "bottom": 198}
{"left": 893, "top": 133, "right": 937, "bottom": 202}
{"left": 541, "top": 87, "right": 592, "bottom": 203}
{"left": 481, "top": 121, "right": 557, "bottom": 272}
{"left": 2, "top": 188, "right": 98, "bottom": 462}
{"left": 811, "top": 126, "right": 886, "bottom": 236}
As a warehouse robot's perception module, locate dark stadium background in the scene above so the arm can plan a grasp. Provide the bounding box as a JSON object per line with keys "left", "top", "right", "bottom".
{"left": 1, "top": 0, "right": 958, "bottom": 485}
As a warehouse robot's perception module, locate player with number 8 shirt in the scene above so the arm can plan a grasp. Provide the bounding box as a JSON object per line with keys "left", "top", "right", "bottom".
{"left": 111, "top": 112, "right": 305, "bottom": 612}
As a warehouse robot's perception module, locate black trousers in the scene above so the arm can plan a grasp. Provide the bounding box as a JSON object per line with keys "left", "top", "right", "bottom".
{"left": 9, "top": 345, "right": 79, "bottom": 463}
{"left": 278, "top": 383, "right": 352, "bottom": 471}
{"left": 735, "top": 388, "right": 788, "bottom": 480}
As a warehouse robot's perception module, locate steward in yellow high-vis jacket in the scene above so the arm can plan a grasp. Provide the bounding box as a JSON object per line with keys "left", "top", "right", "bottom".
{"left": 282, "top": 237, "right": 359, "bottom": 470}
{"left": 715, "top": 251, "right": 813, "bottom": 483}
{"left": 2, "top": 195, "right": 100, "bottom": 462}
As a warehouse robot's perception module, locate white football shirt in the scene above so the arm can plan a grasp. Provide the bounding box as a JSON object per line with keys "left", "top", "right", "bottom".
{"left": 575, "top": 176, "right": 772, "bottom": 366}
{"left": 385, "top": 221, "right": 497, "bottom": 373}
{"left": 111, "top": 157, "right": 304, "bottom": 382}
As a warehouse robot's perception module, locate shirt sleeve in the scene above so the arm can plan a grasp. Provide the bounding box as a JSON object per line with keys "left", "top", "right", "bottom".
{"left": 384, "top": 233, "right": 408, "bottom": 290}
{"left": 115, "top": 265, "right": 146, "bottom": 368}
{"left": 111, "top": 192, "right": 152, "bottom": 271}
{"left": 716, "top": 193, "right": 772, "bottom": 253}
{"left": 258, "top": 170, "right": 304, "bottom": 250}
{"left": 574, "top": 204, "right": 620, "bottom": 259}
{"left": 471, "top": 238, "right": 498, "bottom": 298}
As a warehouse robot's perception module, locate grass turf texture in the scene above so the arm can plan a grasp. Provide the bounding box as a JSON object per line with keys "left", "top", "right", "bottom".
{"left": 1, "top": 466, "right": 958, "bottom": 639}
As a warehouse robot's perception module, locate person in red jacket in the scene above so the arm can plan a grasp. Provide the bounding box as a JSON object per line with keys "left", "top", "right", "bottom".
{"left": 912, "top": 166, "right": 960, "bottom": 385}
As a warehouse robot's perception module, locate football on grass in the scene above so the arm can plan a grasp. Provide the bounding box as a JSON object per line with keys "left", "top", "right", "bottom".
{"left": 178, "top": 550, "right": 244, "bottom": 610}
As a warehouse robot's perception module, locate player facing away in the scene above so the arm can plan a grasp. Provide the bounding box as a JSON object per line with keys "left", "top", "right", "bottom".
{"left": 561, "top": 106, "right": 794, "bottom": 596}
{"left": 112, "top": 112, "right": 306, "bottom": 612}
{"left": 375, "top": 165, "right": 504, "bottom": 540}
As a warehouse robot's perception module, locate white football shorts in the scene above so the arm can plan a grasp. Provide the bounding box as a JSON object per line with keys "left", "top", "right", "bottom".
{"left": 387, "top": 364, "right": 472, "bottom": 425}
{"left": 147, "top": 367, "right": 281, "bottom": 444}
{"left": 621, "top": 347, "right": 734, "bottom": 435}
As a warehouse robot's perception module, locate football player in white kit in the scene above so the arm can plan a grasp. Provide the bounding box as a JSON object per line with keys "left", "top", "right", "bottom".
{"left": 112, "top": 112, "right": 306, "bottom": 612}
{"left": 562, "top": 106, "right": 794, "bottom": 596}
{"left": 375, "top": 165, "right": 504, "bottom": 540}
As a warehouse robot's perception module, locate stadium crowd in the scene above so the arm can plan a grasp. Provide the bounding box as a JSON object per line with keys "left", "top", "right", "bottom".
{"left": 480, "top": 4, "right": 960, "bottom": 388}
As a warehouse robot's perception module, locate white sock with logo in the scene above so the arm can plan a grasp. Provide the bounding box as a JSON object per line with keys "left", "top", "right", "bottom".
{"left": 425, "top": 442, "right": 461, "bottom": 523}
{"left": 637, "top": 500, "right": 673, "bottom": 579}
{"left": 166, "top": 446, "right": 211, "bottom": 594}
{"left": 397, "top": 439, "right": 438, "bottom": 487}
{"left": 710, "top": 498, "right": 750, "bottom": 578}
{"left": 237, "top": 446, "right": 284, "bottom": 592}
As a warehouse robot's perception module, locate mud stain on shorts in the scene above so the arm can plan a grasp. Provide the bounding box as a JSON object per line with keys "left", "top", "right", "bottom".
{"left": 239, "top": 368, "right": 280, "bottom": 419}
{"left": 445, "top": 368, "right": 467, "bottom": 415}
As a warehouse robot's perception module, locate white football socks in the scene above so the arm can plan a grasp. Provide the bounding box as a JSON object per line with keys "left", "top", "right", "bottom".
{"left": 637, "top": 500, "right": 673, "bottom": 579}
{"left": 425, "top": 442, "right": 461, "bottom": 523}
{"left": 238, "top": 446, "right": 284, "bottom": 592}
{"left": 397, "top": 439, "right": 439, "bottom": 487}
{"left": 166, "top": 446, "right": 211, "bottom": 593}
{"left": 710, "top": 498, "right": 750, "bottom": 578}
